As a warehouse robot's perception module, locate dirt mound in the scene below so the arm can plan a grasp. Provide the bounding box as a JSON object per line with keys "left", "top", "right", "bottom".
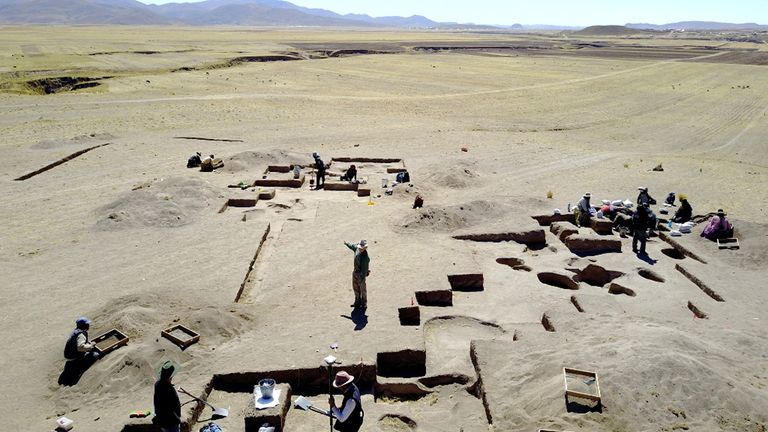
{"left": 393, "top": 200, "right": 508, "bottom": 233}
{"left": 221, "top": 149, "right": 308, "bottom": 174}
{"left": 30, "top": 133, "right": 114, "bottom": 150}
{"left": 95, "top": 177, "right": 222, "bottom": 230}
{"left": 419, "top": 160, "right": 481, "bottom": 189}
{"left": 50, "top": 293, "right": 255, "bottom": 410}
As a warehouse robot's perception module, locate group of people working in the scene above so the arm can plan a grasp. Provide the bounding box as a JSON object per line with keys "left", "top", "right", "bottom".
{"left": 312, "top": 152, "right": 358, "bottom": 190}
{"left": 575, "top": 186, "right": 734, "bottom": 255}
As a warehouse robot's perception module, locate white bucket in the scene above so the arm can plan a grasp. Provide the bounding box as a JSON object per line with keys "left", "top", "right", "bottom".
{"left": 259, "top": 378, "right": 276, "bottom": 399}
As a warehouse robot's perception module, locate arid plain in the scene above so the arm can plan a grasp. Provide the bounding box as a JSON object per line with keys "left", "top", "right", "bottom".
{"left": 1, "top": 27, "right": 768, "bottom": 432}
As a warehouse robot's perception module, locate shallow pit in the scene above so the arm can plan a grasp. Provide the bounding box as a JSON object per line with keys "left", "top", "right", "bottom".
{"left": 608, "top": 283, "right": 636, "bottom": 297}
{"left": 661, "top": 248, "right": 686, "bottom": 259}
{"left": 638, "top": 268, "right": 665, "bottom": 283}
{"left": 496, "top": 258, "right": 532, "bottom": 272}
{"left": 378, "top": 414, "right": 417, "bottom": 431}
{"left": 537, "top": 272, "right": 579, "bottom": 290}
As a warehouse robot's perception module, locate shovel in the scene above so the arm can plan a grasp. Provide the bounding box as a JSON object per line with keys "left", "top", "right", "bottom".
{"left": 178, "top": 387, "right": 229, "bottom": 420}
{"left": 295, "top": 396, "right": 333, "bottom": 418}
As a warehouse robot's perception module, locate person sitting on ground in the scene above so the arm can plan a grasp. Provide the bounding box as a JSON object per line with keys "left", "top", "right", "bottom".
{"left": 574, "top": 193, "right": 593, "bottom": 227}
{"left": 637, "top": 187, "right": 657, "bottom": 207}
{"left": 665, "top": 192, "right": 676, "bottom": 206}
{"left": 64, "top": 317, "right": 100, "bottom": 366}
{"left": 672, "top": 196, "right": 693, "bottom": 223}
{"left": 186, "top": 152, "right": 202, "bottom": 168}
{"left": 200, "top": 154, "right": 215, "bottom": 172}
{"left": 413, "top": 194, "right": 424, "bottom": 209}
{"left": 328, "top": 371, "right": 364, "bottom": 432}
{"left": 154, "top": 361, "right": 182, "bottom": 432}
{"left": 341, "top": 165, "right": 357, "bottom": 182}
{"left": 632, "top": 203, "right": 652, "bottom": 255}
{"left": 701, "top": 209, "right": 734, "bottom": 241}
{"left": 313, "top": 152, "right": 326, "bottom": 189}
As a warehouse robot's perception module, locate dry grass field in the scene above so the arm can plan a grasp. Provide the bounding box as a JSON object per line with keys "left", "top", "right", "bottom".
{"left": 1, "top": 27, "right": 767, "bottom": 432}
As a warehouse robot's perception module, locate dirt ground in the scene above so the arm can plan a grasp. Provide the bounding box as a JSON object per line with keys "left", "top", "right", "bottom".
{"left": 1, "top": 27, "right": 767, "bottom": 432}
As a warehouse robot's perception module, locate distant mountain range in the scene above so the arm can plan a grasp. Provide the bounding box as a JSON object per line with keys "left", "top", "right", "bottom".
{"left": 0, "top": 0, "right": 765, "bottom": 30}
{"left": 0, "top": 0, "right": 448, "bottom": 27}
{"left": 627, "top": 21, "right": 768, "bottom": 31}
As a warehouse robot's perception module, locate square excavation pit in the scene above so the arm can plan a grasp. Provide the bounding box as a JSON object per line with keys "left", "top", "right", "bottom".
{"left": 398, "top": 306, "right": 420, "bottom": 326}
{"left": 254, "top": 174, "right": 305, "bottom": 188}
{"left": 357, "top": 187, "right": 371, "bottom": 197}
{"left": 415, "top": 290, "right": 453, "bottom": 307}
{"left": 563, "top": 368, "right": 601, "bottom": 410}
{"left": 228, "top": 198, "right": 258, "bottom": 208}
{"left": 92, "top": 328, "right": 129, "bottom": 355}
{"left": 447, "top": 274, "right": 484, "bottom": 292}
{"left": 161, "top": 324, "right": 200, "bottom": 350}
{"left": 323, "top": 182, "right": 359, "bottom": 191}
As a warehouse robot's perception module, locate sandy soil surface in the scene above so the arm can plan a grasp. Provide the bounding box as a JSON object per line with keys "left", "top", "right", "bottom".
{"left": 1, "top": 27, "right": 767, "bottom": 432}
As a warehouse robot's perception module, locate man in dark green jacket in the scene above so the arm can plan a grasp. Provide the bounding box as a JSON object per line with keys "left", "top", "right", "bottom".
{"left": 344, "top": 240, "right": 370, "bottom": 309}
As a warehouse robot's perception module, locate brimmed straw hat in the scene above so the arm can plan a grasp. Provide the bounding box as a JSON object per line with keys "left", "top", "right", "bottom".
{"left": 358, "top": 240, "right": 368, "bottom": 248}
{"left": 583, "top": 193, "right": 591, "bottom": 199}
{"left": 333, "top": 371, "right": 354, "bottom": 388}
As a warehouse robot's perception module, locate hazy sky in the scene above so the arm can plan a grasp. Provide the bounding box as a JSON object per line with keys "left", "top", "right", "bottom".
{"left": 138, "top": 0, "right": 768, "bottom": 26}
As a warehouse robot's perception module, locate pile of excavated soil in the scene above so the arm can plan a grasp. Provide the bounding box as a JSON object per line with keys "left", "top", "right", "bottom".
{"left": 95, "top": 177, "right": 223, "bottom": 230}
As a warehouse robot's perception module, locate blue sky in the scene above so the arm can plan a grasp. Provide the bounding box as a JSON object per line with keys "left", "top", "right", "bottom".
{"left": 138, "top": 0, "right": 768, "bottom": 26}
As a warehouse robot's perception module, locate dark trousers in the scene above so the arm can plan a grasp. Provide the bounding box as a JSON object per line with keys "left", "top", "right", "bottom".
{"left": 317, "top": 172, "right": 325, "bottom": 187}
{"left": 632, "top": 229, "right": 647, "bottom": 253}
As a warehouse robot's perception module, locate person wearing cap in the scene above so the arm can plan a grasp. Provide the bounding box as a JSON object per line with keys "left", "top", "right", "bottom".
{"left": 314, "top": 153, "right": 326, "bottom": 189}
{"left": 637, "top": 187, "right": 657, "bottom": 207}
{"left": 64, "top": 317, "right": 99, "bottom": 364}
{"left": 154, "top": 361, "right": 181, "bottom": 432}
{"left": 574, "top": 193, "right": 593, "bottom": 227}
{"left": 328, "top": 371, "right": 364, "bottom": 432}
{"left": 701, "top": 209, "right": 733, "bottom": 240}
{"left": 632, "top": 203, "right": 652, "bottom": 254}
{"left": 344, "top": 240, "right": 371, "bottom": 309}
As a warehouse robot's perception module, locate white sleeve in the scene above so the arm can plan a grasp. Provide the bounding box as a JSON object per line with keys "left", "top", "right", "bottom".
{"left": 76, "top": 333, "right": 92, "bottom": 352}
{"left": 331, "top": 399, "right": 357, "bottom": 423}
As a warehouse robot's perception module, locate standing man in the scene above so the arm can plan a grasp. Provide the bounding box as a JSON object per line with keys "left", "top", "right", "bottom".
{"left": 632, "top": 203, "right": 651, "bottom": 255}
{"left": 344, "top": 240, "right": 370, "bottom": 309}
{"left": 328, "top": 371, "right": 364, "bottom": 432}
{"left": 64, "top": 317, "right": 100, "bottom": 368}
{"left": 154, "top": 361, "right": 182, "bottom": 432}
{"left": 313, "top": 152, "right": 326, "bottom": 189}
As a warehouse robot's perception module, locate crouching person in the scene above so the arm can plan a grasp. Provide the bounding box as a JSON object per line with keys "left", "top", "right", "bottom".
{"left": 329, "top": 371, "right": 364, "bottom": 432}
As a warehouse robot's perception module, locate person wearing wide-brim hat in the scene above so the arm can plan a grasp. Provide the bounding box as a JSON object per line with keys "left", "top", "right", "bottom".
{"left": 153, "top": 360, "right": 181, "bottom": 432}
{"left": 328, "top": 371, "right": 364, "bottom": 432}
{"left": 344, "top": 240, "right": 371, "bottom": 309}
{"left": 574, "top": 193, "right": 593, "bottom": 227}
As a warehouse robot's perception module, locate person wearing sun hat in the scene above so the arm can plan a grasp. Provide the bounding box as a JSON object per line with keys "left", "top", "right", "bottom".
{"left": 153, "top": 360, "right": 181, "bottom": 432}
{"left": 574, "top": 193, "right": 593, "bottom": 227}
{"left": 328, "top": 371, "right": 364, "bottom": 432}
{"left": 344, "top": 240, "right": 371, "bottom": 309}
